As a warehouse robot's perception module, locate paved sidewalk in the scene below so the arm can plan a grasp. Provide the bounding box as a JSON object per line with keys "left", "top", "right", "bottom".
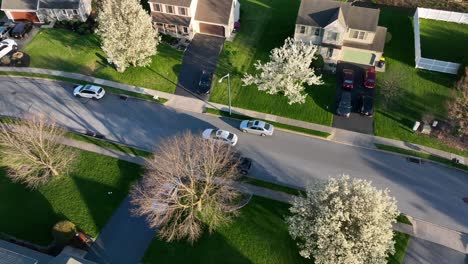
{"left": 60, "top": 135, "right": 468, "bottom": 254}
{"left": 1, "top": 67, "right": 465, "bottom": 165}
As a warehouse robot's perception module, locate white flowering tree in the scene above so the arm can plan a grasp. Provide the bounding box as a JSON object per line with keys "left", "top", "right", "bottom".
{"left": 97, "top": 0, "right": 159, "bottom": 72}
{"left": 286, "top": 175, "right": 399, "bottom": 264}
{"left": 242, "top": 37, "right": 323, "bottom": 104}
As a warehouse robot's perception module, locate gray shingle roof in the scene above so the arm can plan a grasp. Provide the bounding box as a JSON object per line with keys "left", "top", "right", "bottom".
{"left": 152, "top": 12, "right": 192, "bottom": 27}
{"left": 296, "top": 0, "right": 380, "bottom": 32}
{"left": 39, "top": 0, "right": 80, "bottom": 9}
{"left": 148, "top": 0, "right": 192, "bottom": 8}
{"left": 39, "top": 0, "right": 81, "bottom": 9}
{"left": 1, "top": 0, "right": 39, "bottom": 10}
{"left": 195, "top": 0, "right": 233, "bottom": 25}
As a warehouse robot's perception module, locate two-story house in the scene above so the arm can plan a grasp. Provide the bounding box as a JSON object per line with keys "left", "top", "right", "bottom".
{"left": 294, "top": 0, "right": 387, "bottom": 68}
{"left": 1, "top": 0, "right": 92, "bottom": 23}
{"left": 148, "top": 0, "right": 240, "bottom": 39}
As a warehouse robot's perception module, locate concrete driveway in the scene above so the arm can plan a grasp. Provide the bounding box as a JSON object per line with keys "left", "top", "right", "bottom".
{"left": 333, "top": 63, "right": 375, "bottom": 135}
{"left": 1, "top": 76, "right": 468, "bottom": 235}
{"left": 175, "top": 34, "right": 225, "bottom": 99}
{"left": 403, "top": 237, "right": 467, "bottom": 264}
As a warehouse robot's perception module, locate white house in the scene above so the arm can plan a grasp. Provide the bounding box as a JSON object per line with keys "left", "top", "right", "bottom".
{"left": 148, "top": 0, "right": 240, "bottom": 39}
{"left": 1, "top": 0, "right": 92, "bottom": 23}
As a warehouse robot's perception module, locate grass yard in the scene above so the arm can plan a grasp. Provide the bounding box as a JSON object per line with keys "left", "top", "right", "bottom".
{"left": 0, "top": 149, "right": 141, "bottom": 246}
{"left": 419, "top": 18, "right": 468, "bottom": 63}
{"left": 143, "top": 196, "right": 409, "bottom": 264}
{"left": 374, "top": 8, "right": 467, "bottom": 157}
{"left": 23, "top": 29, "right": 183, "bottom": 93}
{"left": 210, "top": 0, "right": 335, "bottom": 126}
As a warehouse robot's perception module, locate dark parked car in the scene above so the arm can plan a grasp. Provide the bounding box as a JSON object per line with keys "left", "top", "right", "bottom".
{"left": 0, "top": 25, "right": 13, "bottom": 40}
{"left": 197, "top": 70, "right": 213, "bottom": 95}
{"left": 359, "top": 95, "right": 373, "bottom": 117}
{"left": 342, "top": 69, "right": 354, "bottom": 90}
{"left": 10, "top": 23, "right": 33, "bottom": 39}
{"left": 337, "top": 91, "right": 352, "bottom": 117}
{"left": 364, "top": 67, "right": 376, "bottom": 89}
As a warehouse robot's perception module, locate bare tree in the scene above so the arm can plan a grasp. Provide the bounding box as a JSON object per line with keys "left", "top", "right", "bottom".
{"left": 0, "top": 115, "right": 76, "bottom": 189}
{"left": 131, "top": 132, "right": 243, "bottom": 243}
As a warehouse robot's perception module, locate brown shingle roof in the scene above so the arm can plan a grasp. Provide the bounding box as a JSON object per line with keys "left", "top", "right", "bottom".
{"left": 148, "top": 0, "right": 192, "bottom": 8}
{"left": 296, "top": 0, "right": 380, "bottom": 32}
{"left": 152, "top": 12, "right": 191, "bottom": 27}
{"left": 195, "top": 0, "right": 232, "bottom": 25}
{"left": 343, "top": 26, "right": 387, "bottom": 52}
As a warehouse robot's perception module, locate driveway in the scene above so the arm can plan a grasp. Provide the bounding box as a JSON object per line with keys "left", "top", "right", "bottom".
{"left": 332, "top": 63, "right": 374, "bottom": 135}
{"left": 174, "top": 34, "right": 225, "bottom": 99}
{"left": 403, "top": 237, "right": 467, "bottom": 264}
{"left": 1, "top": 76, "right": 468, "bottom": 235}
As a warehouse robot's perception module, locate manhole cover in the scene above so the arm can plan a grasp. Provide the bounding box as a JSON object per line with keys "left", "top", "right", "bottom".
{"left": 406, "top": 157, "right": 422, "bottom": 164}
{"left": 463, "top": 197, "right": 468, "bottom": 204}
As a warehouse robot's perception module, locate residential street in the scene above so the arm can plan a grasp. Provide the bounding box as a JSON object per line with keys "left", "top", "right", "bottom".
{"left": 1, "top": 76, "right": 467, "bottom": 235}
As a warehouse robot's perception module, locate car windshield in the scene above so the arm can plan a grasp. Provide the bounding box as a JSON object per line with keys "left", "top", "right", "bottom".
{"left": 227, "top": 133, "right": 234, "bottom": 140}
{"left": 97, "top": 88, "right": 103, "bottom": 93}
{"left": 253, "top": 121, "right": 259, "bottom": 126}
{"left": 344, "top": 79, "right": 353, "bottom": 84}
{"left": 264, "top": 124, "right": 271, "bottom": 130}
{"left": 366, "top": 78, "right": 375, "bottom": 83}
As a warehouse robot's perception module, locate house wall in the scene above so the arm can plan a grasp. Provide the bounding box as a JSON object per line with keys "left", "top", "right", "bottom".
{"left": 319, "top": 46, "right": 341, "bottom": 65}
{"left": 321, "top": 20, "right": 346, "bottom": 46}
{"left": 294, "top": 24, "right": 322, "bottom": 44}
{"left": 343, "top": 28, "right": 375, "bottom": 44}
{"left": 150, "top": 1, "right": 192, "bottom": 17}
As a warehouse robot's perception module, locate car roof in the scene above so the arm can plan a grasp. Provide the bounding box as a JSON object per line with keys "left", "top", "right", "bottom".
{"left": 253, "top": 120, "right": 266, "bottom": 128}
{"left": 83, "top": 84, "right": 102, "bottom": 92}
{"left": 215, "top": 129, "right": 230, "bottom": 139}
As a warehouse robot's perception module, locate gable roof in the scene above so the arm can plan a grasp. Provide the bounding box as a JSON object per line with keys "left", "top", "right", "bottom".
{"left": 1, "top": 0, "right": 39, "bottom": 10}
{"left": 39, "top": 0, "right": 81, "bottom": 9}
{"left": 296, "top": 0, "right": 380, "bottom": 32}
{"left": 148, "top": 0, "right": 192, "bottom": 8}
{"left": 195, "top": 0, "right": 233, "bottom": 25}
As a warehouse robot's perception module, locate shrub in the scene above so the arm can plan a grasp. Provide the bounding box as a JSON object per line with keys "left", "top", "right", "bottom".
{"left": 52, "top": 220, "right": 76, "bottom": 245}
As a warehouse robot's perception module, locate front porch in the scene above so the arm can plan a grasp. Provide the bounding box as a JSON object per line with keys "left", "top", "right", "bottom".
{"left": 155, "top": 22, "right": 192, "bottom": 39}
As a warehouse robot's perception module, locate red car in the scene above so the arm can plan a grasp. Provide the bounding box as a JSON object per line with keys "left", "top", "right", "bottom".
{"left": 364, "top": 67, "right": 376, "bottom": 89}
{"left": 342, "top": 69, "right": 354, "bottom": 89}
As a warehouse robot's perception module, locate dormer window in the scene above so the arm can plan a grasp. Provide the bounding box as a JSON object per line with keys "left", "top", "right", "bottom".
{"left": 153, "top": 3, "right": 161, "bottom": 12}
{"left": 166, "top": 5, "right": 174, "bottom": 14}
{"left": 350, "top": 30, "right": 366, "bottom": 40}
{"left": 178, "top": 7, "right": 187, "bottom": 16}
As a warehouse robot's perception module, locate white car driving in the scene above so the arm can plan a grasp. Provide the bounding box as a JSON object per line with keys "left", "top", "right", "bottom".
{"left": 73, "top": 84, "right": 106, "bottom": 99}
{"left": 202, "top": 128, "right": 238, "bottom": 146}
{"left": 239, "top": 120, "right": 274, "bottom": 136}
{"left": 0, "top": 39, "right": 17, "bottom": 60}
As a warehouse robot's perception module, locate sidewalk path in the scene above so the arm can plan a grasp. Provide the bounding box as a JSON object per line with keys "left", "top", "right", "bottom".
{"left": 1, "top": 67, "right": 465, "bottom": 165}
{"left": 60, "top": 136, "right": 468, "bottom": 255}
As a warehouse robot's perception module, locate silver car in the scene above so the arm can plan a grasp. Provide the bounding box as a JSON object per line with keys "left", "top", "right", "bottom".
{"left": 239, "top": 120, "right": 274, "bottom": 136}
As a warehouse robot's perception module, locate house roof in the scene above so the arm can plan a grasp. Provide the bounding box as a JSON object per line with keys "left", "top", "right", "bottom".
{"left": 152, "top": 12, "right": 192, "bottom": 27}
{"left": 148, "top": 0, "right": 192, "bottom": 8}
{"left": 195, "top": 0, "right": 233, "bottom": 25}
{"left": 1, "top": 0, "right": 38, "bottom": 10}
{"left": 39, "top": 0, "right": 80, "bottom": 9}
{"left": 343, "top": 26, "right": 387, "bottom": 52}
{"left": 296, "top": 0, "right": 380, "bottom": 32}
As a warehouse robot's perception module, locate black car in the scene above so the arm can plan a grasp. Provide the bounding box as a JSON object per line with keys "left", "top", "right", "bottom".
{"left": 0, "top": 25, "right": 13, "bottom": 40}
{"left": 238, "top": 157, "right": 252, "bottom": 175}
{"left": 337, "top": 91, "right": 352, "bottom": 118}
{"left": 359, "top": 95, "right": 373, "bottom": 117}
{"left": 10, "top": 23, "right": 33, "bottom": 39}
{"left": 198, "top": 70, "right": 213, "bottom": 95}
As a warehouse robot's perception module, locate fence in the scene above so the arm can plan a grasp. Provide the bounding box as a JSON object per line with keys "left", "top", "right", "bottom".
{"left": 413, "top": 8, "right": 467, "bottom": 74}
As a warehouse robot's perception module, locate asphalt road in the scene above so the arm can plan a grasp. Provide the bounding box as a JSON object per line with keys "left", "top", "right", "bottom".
{"left": 1, "top": 76, "right": 468, "bottom": 234}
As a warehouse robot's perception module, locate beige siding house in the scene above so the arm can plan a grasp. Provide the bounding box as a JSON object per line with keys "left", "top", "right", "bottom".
{"left": 148, "top": 0, "right": 240, "bottom": 40}
{"left": 294, "top": 0, "right": 387, "bottom": 68}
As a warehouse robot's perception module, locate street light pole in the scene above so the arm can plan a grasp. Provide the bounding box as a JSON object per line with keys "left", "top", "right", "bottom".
{"left": 218, "top": 73, "right": 231, "bottom": 115}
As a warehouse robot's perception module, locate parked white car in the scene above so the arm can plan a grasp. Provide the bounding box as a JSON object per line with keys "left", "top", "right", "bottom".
{"left": 239, "top": 120, "right": 274, "bottom": 136}
{"left": 202, "top": 128, "right": 238, "bottom": 146}
{"left": 73, "top": 84, "right": 106, "bottom": 99}
{"left": 0, "top": 39, "right": 17, "bottom": 59}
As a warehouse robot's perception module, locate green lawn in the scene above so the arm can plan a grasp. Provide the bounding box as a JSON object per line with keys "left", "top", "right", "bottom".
{"left": 388, "top": 232, "right": 411, "bottom": 264}
{"left": 419, "top": 18, "right": 468, "bottom": 63}
{"left": 0, "top": 149, "right": 141, "bottom": 246}
{"left": 23, "top": 29, "right": 183, "bottom": 93}
{"left": 210, "top": 0, "right": 335, "bottom": 126}
{"left": 374, "top": 8, "right": 467, "bottom": 157}
{"left": 143, "top": 196, "right": 409, "bottom": 264}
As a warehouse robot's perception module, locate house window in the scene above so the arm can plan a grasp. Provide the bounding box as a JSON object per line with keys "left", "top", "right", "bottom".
{"left": 165, "top": 5, "right": 174, "bottom": 14}
{"left": 72, "top": 9, "right": 79, "bottom": 15}
{"left": 178, "top": 7, "right": 187, "bottom": 16}
{"left": 314, "top": 28, "right": 320, "bottom": 36}
{"left": 182, "top": 26, "right": 188, "bottom": 34}
{"left": 62, "top": 10, "right": 67, "bottom": 15}
{"left": 326, "top": 48, "right": 333, "bottom": 58}
{"left": 297, "top": 25, "right": 306, "bottom": 34}
{"left": 153, "top": 3, "right": 161, "bottom": 12}
{"left": 350, "top": 30, "right": 366, "bottom": 40}
{"left": 327, "top": 32, "right": 338, "bottom": 41}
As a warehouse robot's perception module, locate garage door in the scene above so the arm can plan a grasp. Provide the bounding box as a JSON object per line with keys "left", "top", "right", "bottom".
{"left": 10, "top": 12, "right": 40, "bottom": 23}
{"left": 342, "top": 50, "right": 376, "bottom": 66}
{"left": 199, "top": 23, "right": 225, "bottom": 37}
